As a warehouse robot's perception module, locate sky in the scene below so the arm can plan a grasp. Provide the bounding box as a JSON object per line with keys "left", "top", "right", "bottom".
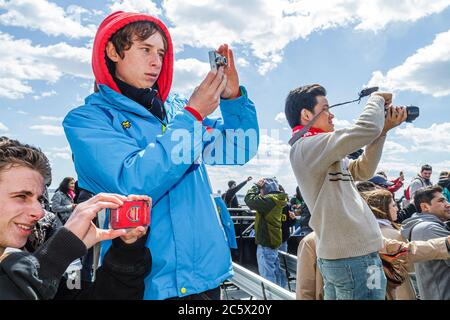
{"left": 0, "top": 0, "right": 449, "bottom": 198}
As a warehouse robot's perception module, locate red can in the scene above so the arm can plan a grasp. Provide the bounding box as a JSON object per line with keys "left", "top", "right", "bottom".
{"left": 109, "top": 200, "right": 151, "bottom": 229}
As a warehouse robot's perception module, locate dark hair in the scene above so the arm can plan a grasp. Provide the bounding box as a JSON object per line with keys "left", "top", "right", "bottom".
{"left": 0, "top": 136, "right": 51, "bottom": 184}
{"left": 106, "top": 21, "right": 168, "bottom": 75}
{"left": 58, "top": 177, "right": 75, "bottom": 195}
{"left": 356, "top": 181, "right": 377, "bottom": 193}
{"left": 421, "top": 164, "right": 432, "bottom": 172}
{"left": 228, "top": 180, "right": 236, "bottom": 188}
{"left": 284, "top": 84, "right": 327, "bottom": 128}
{"left": 414, "top": 185, "right": 443, "bottom": 213}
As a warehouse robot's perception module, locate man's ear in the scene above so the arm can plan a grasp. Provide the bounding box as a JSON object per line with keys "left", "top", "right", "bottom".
{"left": 420, "top": 202, "right": 429, "bottom": 213}
{"left": 301, "top": 109, "right": 312, "bottom": 122}
{"left": 106, "top": 42, "right": 120, "bottom": 62}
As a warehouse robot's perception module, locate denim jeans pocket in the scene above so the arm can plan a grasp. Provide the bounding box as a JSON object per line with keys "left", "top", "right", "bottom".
{"left": 318, "top": 261, "right": 355, "bottom": 299}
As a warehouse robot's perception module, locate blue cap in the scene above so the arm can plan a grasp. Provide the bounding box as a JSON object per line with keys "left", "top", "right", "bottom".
{"left": 369, "top": 175, "right": 394, "bottom": 187}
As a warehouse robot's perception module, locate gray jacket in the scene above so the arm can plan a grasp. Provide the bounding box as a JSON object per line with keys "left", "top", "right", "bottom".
{"left": 50, "top": 191, "right": 74, "bottom": 223}
{"left": 409, "top": 175, "right": 433, "bottom": 202}
{"left": 401, "top": 213, "right": 450, "bottom": 300}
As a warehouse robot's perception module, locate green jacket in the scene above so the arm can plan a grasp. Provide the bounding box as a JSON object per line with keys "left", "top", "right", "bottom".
{"left": 244, "top": 186, "right": 289, "bottom": 249}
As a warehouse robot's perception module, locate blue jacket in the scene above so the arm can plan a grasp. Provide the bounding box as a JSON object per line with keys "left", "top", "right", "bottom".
{"left": 63, "top": 84, "right": 259, "bottom": 299}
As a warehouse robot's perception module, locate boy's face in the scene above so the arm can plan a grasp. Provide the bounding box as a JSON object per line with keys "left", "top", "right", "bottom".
{"left": 302, "top": 96, "right": 335, "bottom": 132}
{"left": 111, "top": 31, "right": 166, "bottom": 89}
{"left": 312, "top": 96, "right": 334, "bottom": 132}
{"left": 0, "top": 166, "right": 45, "bottom": 254}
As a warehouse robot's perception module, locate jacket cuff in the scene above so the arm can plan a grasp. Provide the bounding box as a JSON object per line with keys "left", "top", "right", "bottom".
{"left": 184, "top": 106, "right": 203, "bottom": 121}
{"left": 368, "top": 94, "right": 386, "bottom": 108}
{"left": 220, "top": 86, "right": 250, "bottom": 116}
{"left": 34, "top": 227, "right": 87, "bottom": 280}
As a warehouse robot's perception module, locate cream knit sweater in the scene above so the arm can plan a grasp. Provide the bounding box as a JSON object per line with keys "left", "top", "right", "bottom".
{"left": 290, "top": 95, "right": 387, "bottom": 259}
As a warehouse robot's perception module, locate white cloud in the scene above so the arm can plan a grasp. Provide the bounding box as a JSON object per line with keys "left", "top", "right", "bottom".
{"left": 368, "top": 29, "right": 450, "bottom": 97}
{"left": 172, "top": 58, "right": 210, "bottom": 96}
{"left": 383, "top": 140, "right": 409, "bottom": 155}
{"left": 109, "top": 0, "right": 161, "bottom": 15}
{"left": 0, "top": 78, "right": 32, "bottom": 99}
{"left": 39, "top": 115, "right": 64, "bottom": 122}
{"left": 30, "top": 125, "right": 64, "bottom": 136}
{"left": 0, "top": 32, "right": 91, "bottom": 99}
{"left": 163, "top": 0, "right": 450, "bottom": 75}
{"left": 0, "top": 122, "right": 9, "bottom": 131}
{"left": 236, "top": 58, "right": 249, "bottom": 68}
{"left": 394, "top": 123, "right": 450, "bottom": 152}
{"left": 275, "top": 112, "right": 286, "bottom": 124}
{"left": 0, "top": 0, "right": 96, "bottom": 38}
{"left": 33, "top": 90, "right": 57, "bottom": 100}
{"left": 17, "top": 110, "right": 29, "bottom": 115}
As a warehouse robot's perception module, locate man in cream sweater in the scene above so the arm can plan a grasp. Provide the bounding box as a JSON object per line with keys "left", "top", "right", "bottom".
{"left": 285, "top": 84, "right": 406, "bottom": 300}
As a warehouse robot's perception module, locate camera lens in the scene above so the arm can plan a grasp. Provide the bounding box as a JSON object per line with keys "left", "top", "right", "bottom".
{"left": 215, "top": 56, "right": 228, "bottom": 66}
{"left": 406, "top": 106, "right": 419, "bottom": 123}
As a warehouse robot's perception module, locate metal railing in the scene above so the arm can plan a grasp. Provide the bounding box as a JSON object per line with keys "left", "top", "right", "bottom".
{"left": 229, "top": 262, "right": 296, "bottom": 300}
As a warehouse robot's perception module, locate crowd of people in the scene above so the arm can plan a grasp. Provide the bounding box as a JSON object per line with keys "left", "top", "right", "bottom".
{"left": 1, "top": 10, "right": 449, "bottom": 301}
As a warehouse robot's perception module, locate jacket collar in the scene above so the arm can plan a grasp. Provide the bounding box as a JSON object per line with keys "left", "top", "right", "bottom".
{"left": 88, "top": 84, "right": 161, "bottom": 121}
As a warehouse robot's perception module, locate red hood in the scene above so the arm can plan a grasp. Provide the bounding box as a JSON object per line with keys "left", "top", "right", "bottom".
{"left": 92, "top": 11, "right": 173, "bottom": 102}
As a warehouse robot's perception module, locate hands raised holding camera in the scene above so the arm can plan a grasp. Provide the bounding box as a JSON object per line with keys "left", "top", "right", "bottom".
{"left": 187, "top": 44, "right": 240, "bottom": 119}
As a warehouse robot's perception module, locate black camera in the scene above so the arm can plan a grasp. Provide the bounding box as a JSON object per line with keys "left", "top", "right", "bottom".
{"left": 358, "top": 88, "right": 420, "bottom": 123}
{"left": 208, "top": 51, "right": 228, "bottom": 71}
{"left": 405, "top": 106, "right": 419, "bottom": 123}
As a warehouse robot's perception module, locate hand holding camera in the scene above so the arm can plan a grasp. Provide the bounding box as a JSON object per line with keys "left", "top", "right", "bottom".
{"left": 382, "top": 105, "right": 408, "bottom": 135}
{"left": 214, "top": 44, "right": 240, "bottom": 100}
{"left": 64, "top": 193, "right": 152, "bottom": 249}
{"left": 188, "top": 67, "right": 227, "bottom": 118}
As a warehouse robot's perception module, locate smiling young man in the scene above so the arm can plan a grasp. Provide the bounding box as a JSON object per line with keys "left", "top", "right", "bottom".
{"left": 285, "top": 84, "right": 407, "bottom": 300}
{"left": 63, "top": 12, "right": 259, "bottom": 300}
{"left": 401, "top": 186, "right": 450, "bottom": 300}
{"left": 0, "top": 137, "right": 152, "bottom": 300}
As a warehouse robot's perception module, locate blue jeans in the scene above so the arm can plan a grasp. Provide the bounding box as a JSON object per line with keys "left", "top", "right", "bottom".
{"left": 256, "top": 245, "right": 284, "bottom": 287}
{"left": 317, "top": 252, "right": 386, "bottom": 300}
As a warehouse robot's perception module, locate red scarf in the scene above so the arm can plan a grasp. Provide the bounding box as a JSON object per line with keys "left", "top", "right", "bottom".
{"left": 292, "top": 125, "right": 326, "bottom": 138}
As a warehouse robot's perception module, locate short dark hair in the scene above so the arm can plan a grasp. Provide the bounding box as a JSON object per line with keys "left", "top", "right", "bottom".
{"left": 414, "top": 185, "right": 443, "bottom": 213}
{"left": 106, "top": 21, "right": 168, "bottom": 74}
{"left": 228, "top": 180, "right": 236, "bottom": 188}
{"left": 285, "top": 84, "right": 327, "bottom": 128}
{"left": 421, "top": 164, "right": 432, "bottom": 172}
{"left": 0, "top": 136, "right": 51, "bottom": 183}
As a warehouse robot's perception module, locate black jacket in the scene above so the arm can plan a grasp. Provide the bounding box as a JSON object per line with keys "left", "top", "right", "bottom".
{"left": 281, "top": 205, "right": 297, "bottom": 242}
{"left": 223, "top": 180, "right": 249, "bottom": 208}
{"left": 0, "top": 228, "right": 151, "bottom": 300}
{"left": 395, "top": 202, "right": 417, "bottom": 224}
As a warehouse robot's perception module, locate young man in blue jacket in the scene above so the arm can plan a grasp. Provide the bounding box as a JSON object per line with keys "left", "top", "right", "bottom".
{"left": 63, "top": 11, "right": 259, "bottom": 300}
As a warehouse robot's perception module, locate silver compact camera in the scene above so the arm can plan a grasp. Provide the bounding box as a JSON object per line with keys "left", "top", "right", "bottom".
{"left": 208, "top": 51, "right": 228, "bottom": 70}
